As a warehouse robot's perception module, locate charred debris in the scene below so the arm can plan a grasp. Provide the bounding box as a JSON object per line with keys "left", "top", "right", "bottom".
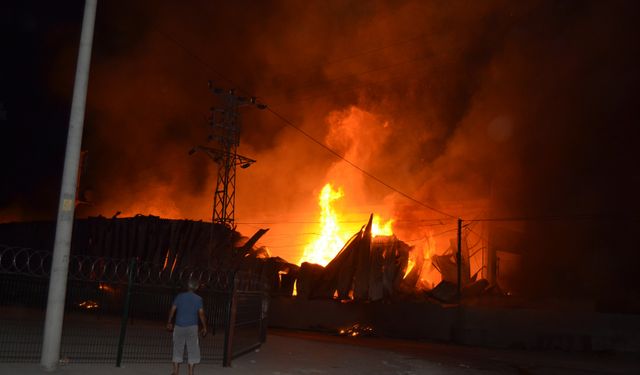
{"left": 0, "top": 214, "right": 502, "bottom": 305}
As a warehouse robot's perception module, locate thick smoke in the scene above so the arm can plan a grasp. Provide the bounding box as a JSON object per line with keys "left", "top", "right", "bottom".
{"left": 5, "top": 1, "right": 639, "bottom": 300}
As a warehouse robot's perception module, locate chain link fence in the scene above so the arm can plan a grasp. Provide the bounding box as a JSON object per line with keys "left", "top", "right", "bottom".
{"left": 0, "top": 245, "right": 268, "bottom": 366}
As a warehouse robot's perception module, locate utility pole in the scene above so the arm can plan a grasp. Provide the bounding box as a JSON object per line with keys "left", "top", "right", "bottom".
{"left": 190, "top": 82, "right": 266, "bottom": 228}
{"left": 41, "top": 0, "right": 97, "bottom": 371}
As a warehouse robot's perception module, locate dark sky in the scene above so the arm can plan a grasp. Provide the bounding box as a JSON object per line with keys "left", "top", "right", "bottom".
{"left": 1, "top": 0, "right": 640, "bottom": 298}
{"left": 1, "top": 1, "right": 80, "bottom": 214}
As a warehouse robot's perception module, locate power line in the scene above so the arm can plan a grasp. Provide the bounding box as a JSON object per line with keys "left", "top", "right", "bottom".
{"left": 150, "top": 21, "right": 457, "bottom": 221}
{"left": 464, "top": 229, "right": 483, "bottom": 250}
{"left": 262, "top": 243, "right": 311, "bottom": 249}
{"left": 467, "top": 213, "right": 639, "bottom": 223}
{"left": 253, "top": 232, "right": 322, "bottom": 238}
{"left": 235, "top": 218, "right": 447, "bottom": 225}
{"left": 401, "top": 227, "right": 455, "bottom": 244}
{"left": 266, "top": 107, "right": 457, "bottom": 219}
{"left": 464, "top": 226, "right": 490, "bottom": 249}
{"left": 404, "top": 225, "right": 460, "bottom": 243}
{"left": 154, "top": 1, "right": 438, "bottom": 114}
{"left": 236, "top": 220, "right": 363, "bottom": 225}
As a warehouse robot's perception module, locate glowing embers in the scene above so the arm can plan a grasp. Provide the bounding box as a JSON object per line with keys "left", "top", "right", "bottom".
{"left": 98, "top": 283, "right": 114, "bottom": 293}
{"left": 299, "top": 183, "right": 394, "bottom": 267}
{"left": 78, "top": 300, "right": 99, "bottom": 310}
{"left": 338, "top": 323, "right": 374, "bottom": 337}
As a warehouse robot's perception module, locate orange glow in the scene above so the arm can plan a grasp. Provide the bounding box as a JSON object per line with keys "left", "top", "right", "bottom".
{"left": 416, "top": 234, "right": 438, "bottom": 288}
{"left": 339, "top": 323, "right": 374, "bottom": 337}
{"left": 170, "top": 253, "right": 179, "bottom": 274}
{"left": 78, "top": 300, "right": 99, "bottom": 310}
{"left": 98, "top": 283, "right": 114, "bottom": 293}
{"left": 278, "top": 270, "right": 288, "bottom": 285}
{"left": 404, "top": 259, "right": 415, "bottom": 278}
{"left": 162, "top": 249, "right": 170, "bottom": 271}
{"left": 298, "top": 184, "right": 348, "bottom": 266}
{"left": 298, "top": 183, "right": 394, "bottom": 266}
{"left": 372, "top": 215, "right": 393, "bottom": 237}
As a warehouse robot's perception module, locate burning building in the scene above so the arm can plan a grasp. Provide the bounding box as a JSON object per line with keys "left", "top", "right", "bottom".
{"left": 2, "top": 0, "right": 639, "bottom": 312}
{"left": 271, "top": 182, "right": 494, "bottom": 303}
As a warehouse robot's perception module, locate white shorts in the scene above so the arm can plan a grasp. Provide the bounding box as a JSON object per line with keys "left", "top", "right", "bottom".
{"left": 172, "top": 325, "right": 200, "bottom": 364}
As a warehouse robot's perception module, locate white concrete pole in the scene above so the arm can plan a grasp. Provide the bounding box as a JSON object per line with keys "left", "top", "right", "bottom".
{"left": 41, "top": 0, "right": 97, "bottom": 371}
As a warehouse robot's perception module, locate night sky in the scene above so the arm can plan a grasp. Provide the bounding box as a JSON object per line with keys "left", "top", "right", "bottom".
{"left": 1, "top": 1, "right": 639, "bottom": 301}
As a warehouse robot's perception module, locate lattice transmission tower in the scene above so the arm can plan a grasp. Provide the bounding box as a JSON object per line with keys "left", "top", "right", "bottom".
{"left": 190, "top": 82, "right": 266, "bottom": 228}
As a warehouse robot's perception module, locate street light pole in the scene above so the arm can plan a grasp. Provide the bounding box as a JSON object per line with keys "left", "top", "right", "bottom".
{"left": 40, "top": 0, "right": 97, "bottom": 371}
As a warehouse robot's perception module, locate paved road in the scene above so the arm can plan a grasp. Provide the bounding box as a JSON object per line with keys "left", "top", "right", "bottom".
{"left": 2, "top": 329, "right": 639, "bottom": 374}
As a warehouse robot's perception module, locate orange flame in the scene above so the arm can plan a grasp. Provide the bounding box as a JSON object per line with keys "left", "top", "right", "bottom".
{"left": 372, "top": 215, "right": 394, "bottom": 237}
{"left": 404, "top": 259, "right": 416, "bottom": 278}
{"left": 298, "top": 183, "right": 394, "bottom": 266}
{"left": 299, "top": 184, "right": 346, "bottom": 266}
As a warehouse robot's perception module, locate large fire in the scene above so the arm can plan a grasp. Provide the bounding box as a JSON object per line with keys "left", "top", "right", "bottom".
{"left": 298, "top": 183, "right": 394, "bottom": 266}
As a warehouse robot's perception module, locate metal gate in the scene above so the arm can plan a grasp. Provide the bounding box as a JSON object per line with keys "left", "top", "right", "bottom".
{"left": 0, "top": 245, "right": 268, "bottom": 367}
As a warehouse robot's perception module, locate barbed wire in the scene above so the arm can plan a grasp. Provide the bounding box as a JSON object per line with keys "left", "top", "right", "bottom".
{"left": 0, "top": 245, "right": 237, "bottom": 291}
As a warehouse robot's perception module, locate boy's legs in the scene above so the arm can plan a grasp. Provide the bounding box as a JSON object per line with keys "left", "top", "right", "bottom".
{"left": 185, "top": 325, "right": 201, "bottom": 374}
{"left": 172, "top": 326, "right": 188, "bottom": 374}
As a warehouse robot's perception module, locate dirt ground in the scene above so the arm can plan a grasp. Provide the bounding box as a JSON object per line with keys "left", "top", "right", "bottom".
{"left": 1, "top": 329, "right": 639, "bottom": 374}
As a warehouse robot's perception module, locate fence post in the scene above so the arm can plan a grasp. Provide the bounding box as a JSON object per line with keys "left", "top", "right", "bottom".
{"left": 116, "top": 258, "right": 136, "bottom": 367}
{"left": 223, "top": 272, "right": 237, "bottom": 367}
{"left": 259, "top": 291, "right": 268, "bottom": 343}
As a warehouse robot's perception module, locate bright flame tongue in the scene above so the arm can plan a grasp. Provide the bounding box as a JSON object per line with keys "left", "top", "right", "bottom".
{"left": 298, "top": 183, "right": 394, "bottom": 266}
{"left": 372, "top": 215, "right": 393, "bottom": 237}
{"left": 299, "top": 184, "right": 346, "bottom": 266}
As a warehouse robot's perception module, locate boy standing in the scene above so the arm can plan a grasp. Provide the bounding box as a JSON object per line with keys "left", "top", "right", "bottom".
{"left": 167, "top": 278, "right": 208, "bottom": 375}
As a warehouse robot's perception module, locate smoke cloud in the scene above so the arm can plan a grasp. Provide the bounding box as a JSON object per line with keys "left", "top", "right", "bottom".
{"left": 4, "top": 0, "right": 639, "bottom": 300}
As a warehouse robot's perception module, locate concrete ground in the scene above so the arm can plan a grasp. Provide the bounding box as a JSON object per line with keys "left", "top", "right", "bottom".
{"left": 1, "top": 329, "right": 639, "bottom": 375}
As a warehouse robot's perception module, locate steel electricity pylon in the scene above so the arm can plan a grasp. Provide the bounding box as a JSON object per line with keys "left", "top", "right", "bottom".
{"left": 190, "top": 82, "right": 266, "bottom": 228}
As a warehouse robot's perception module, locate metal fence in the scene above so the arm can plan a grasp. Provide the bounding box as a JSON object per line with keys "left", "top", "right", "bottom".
{"left": 0, "top": 245, "right": 268, "bottom": 367}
